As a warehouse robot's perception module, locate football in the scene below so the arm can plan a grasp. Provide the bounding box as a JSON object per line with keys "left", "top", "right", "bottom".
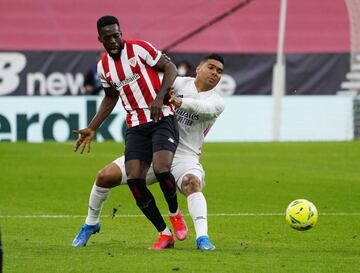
{"left": 285, "top": 199, "right": 318, "bottom": 231}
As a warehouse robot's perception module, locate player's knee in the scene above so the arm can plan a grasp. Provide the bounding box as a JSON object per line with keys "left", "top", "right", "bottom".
{"left": 181, "top": 175, "right": 202, "bottom": 196}
{"left": 155, "top": 171, "right": 177, "bottom": 197}
{"left": 96, "top": 169, "right": 108, "bottom": 185}
{"left": 96, "top": 168, "right": 120, "bottom": 188}
{"left": 152, "top": 151, "right": 173, "bottom": 173}
{"left": 152, "top": 164, "right": 171, "bottom": 174}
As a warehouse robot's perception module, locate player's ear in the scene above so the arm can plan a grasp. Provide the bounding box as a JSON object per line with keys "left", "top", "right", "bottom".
{"left": 196, "top": 64, "right": 200, "bottom": 74}
{"left": 98, "top": 36, "right": 102, "bottom": 43}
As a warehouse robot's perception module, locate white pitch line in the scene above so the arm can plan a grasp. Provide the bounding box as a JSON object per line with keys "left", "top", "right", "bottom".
{"left": 1, "top": 212, "right": 360, "bottom": 219}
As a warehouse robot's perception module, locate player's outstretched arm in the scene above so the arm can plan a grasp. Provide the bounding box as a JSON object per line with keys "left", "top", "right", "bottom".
{"left": 73, "top": 87, "right": 118, "bottom": 154}
{"left": 170, "top": 92, "right": 225, "bottom": 121}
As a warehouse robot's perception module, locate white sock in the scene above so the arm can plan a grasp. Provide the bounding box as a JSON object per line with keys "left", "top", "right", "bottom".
{"left": 187, "top": 192, "right": 208, "bottom": 239}
{"left": 168, "top": 208, "right": 179, "bottom": 217}
{"left": 161, "top": 227, "right": 172, "bottom": 236}
{"left": 85, "top": 183, "right": 110, "bottom": 225}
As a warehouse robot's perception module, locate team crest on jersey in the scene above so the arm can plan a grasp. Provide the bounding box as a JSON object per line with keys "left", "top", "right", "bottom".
{"left": 128, "top": 57, "right": 137, "bottom": 67}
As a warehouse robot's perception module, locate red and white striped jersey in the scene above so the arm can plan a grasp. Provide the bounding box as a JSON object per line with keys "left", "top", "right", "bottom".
{"left": 97, "top": 40, "right": 175, "bottom": 128}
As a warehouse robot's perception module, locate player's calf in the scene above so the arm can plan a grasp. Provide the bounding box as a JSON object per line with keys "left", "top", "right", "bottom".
{"left": 127, "top": 179, "right": 168, "bottom": 233}
{"left": 155, "top": 171, "right": 178, "bottom": 213}
{"left": 155, "top": 172, "right": 188, "bottom": 241}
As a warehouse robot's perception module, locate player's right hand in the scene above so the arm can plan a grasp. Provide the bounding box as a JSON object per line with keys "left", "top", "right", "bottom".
{"left": 162, "top": 53, "right": 172, "bottom": 62}
{"left": 72, "top": 128, "right": 96, "bottom": 154}
{"left": 150, "top": 95, "right": 164, "bottom": 123}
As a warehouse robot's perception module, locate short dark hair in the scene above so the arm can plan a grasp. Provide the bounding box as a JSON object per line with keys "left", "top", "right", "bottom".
{"left": 202, "top": 54, "right": 224, "bottom": 65}
{"left": 97, "top": 15, "right": 119, "bottom": 33}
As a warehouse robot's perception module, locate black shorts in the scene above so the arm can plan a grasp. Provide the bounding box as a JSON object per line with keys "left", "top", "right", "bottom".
{"left": 124, "top": 115, "right": 179, "bottom": 166}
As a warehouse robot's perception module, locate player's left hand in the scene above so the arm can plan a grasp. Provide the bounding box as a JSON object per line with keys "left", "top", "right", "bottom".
{"left": 72, "top": 128, "right": 95, "bottom": 154}
{"left": 150, "top": 96, "right": 164, "bottom": 122}
{"left": 168, "top": 89, "right": 182, "bottom": 108}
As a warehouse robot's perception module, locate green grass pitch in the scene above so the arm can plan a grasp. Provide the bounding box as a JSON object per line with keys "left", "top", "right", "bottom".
{"left": 0, "top": 141, "right": 359, "bottom": 273}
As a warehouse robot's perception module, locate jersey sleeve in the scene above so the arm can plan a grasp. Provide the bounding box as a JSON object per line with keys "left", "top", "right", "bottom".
{"left": 180, "top": 92, "right": 225, "bottom": 121}
{"left": 97, "top": 60, "right": 111, "bottom": 88}
{"left": 132, "top": 40, "right": 161, "bottom": 67}
{"left": 172, "top": 77, "right": 186, "bottom": 95}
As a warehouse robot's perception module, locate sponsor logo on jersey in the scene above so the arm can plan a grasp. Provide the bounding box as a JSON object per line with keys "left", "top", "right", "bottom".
{"left": 176, "top": 109, "right": 199, "bottom": 120}
{"left": 110, "top": 73, "right": 140, "bottom": 90}
{"left": 175, "top": 109, "right": 199, "bottom": 126}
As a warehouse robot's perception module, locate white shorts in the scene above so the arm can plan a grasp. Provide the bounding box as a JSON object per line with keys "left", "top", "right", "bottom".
{"left": 113, "top": 155, "right": 205, "bottom": 193}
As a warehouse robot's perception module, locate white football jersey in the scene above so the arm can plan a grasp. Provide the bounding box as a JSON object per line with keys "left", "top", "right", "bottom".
{"left": 173, "top": 77, "right": 225, "bottom": 159}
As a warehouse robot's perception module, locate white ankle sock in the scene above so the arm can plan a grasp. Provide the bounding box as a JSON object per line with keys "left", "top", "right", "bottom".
{"left": 168, "top": 208, "right": 179, "bottom": 217}
{"left": 161, "top": 227, "right": 172, "bottom": 236}
{"left": 187, "top": 192, "right": 208, "bottom": 239}
{"left": 85, "top": 183, "right": 110, "bottom": 225}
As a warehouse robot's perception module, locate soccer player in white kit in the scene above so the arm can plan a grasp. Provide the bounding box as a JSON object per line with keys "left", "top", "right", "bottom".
{"left": 72, "top": 54, "right": 225, "bottom": 250}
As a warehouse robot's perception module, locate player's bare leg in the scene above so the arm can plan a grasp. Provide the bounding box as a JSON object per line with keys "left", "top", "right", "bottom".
{"left": 153, "top": 150, "right": 188, "bottom": 241}
{"left": 72, "top": 163, "right": 122, "bottom": 247}
{"left": 181, "top": 174, "right": 215, "bottom": 250}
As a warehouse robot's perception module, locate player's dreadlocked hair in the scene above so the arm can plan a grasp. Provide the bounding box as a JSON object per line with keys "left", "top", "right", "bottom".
{"left": 97, "top": 15, "right": 119, "bottom": 34}
{"left": 203, "top": 54, "right": 224, "bottom": 65}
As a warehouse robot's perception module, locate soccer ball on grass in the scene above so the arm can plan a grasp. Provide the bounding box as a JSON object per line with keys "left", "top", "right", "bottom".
{"left": 285, "top": 199, "right": 318, "bottom": 231}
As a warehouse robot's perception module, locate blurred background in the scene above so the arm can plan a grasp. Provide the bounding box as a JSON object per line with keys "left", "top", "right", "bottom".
{"left": 0, "top": 0, "right": 359, "bottom": 142}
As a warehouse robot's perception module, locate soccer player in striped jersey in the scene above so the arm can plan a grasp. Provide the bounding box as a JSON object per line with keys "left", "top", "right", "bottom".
{"left": 72, "top": 15, "right": 187, "bottom": 250}
{"left": 72, "top": 54, "right": 225, "bottom": 251}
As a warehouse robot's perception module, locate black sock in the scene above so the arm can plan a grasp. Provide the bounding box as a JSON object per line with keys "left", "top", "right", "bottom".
{"left": 127, "top": 179, "right": 166, "bottom": 232}
{"left": 155, "top": 172, "right": 178, "bottom": 214}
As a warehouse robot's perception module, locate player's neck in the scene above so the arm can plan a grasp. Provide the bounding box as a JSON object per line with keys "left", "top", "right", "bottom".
{"left": 194, "top": 79, "right": 211, "bottom": 93}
